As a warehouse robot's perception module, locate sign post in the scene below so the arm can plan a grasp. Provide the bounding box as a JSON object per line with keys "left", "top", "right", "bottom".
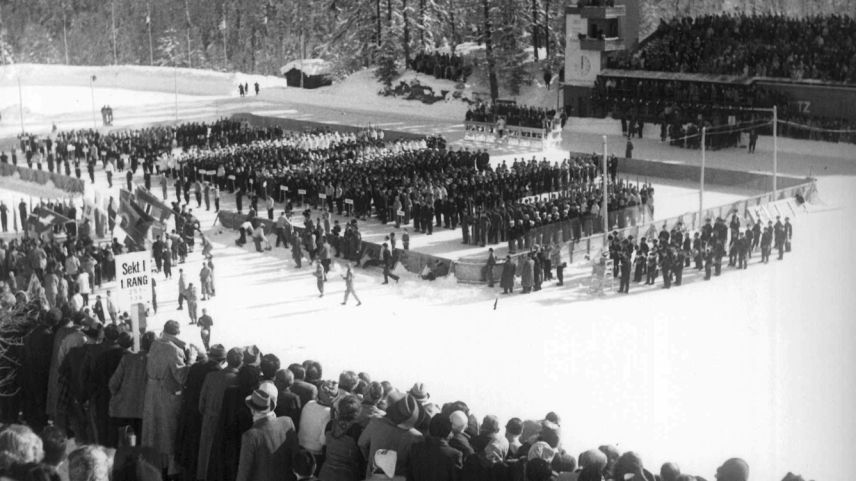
{"left": 116, "top": 251, "right": 154, "bottom": 351}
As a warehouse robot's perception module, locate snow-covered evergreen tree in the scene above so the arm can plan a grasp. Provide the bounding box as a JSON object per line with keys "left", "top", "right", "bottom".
{"left": 375, "top": 31, "right": 401, "bottom": 87}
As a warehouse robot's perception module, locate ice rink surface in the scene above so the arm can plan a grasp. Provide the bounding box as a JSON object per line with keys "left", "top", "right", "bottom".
{"left": 0, "top": 66, "right": 854, "bottom": 481}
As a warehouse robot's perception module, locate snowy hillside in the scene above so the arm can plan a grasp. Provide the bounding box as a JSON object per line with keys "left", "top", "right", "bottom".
{"left": 0, "top": 64, "right": 287, "bottom": 97}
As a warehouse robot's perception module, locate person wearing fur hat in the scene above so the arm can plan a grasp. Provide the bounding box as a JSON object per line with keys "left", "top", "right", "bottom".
{"left": 236, "top": 388, "right": 298, "bottom": 481}
{"left": 357, "top": 395, "right": 424, "bottom": 479}
{"left": 299, "top": 380, "right": 339, "bottom": 468}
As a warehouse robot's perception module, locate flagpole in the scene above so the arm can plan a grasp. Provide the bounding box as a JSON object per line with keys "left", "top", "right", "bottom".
{"left": 17, "top": 75, "right": 24, "bottom": 134}
{"left": 111, "top": 0, "right": 118, "bottom": 64}
{"left": 147, "top": 2, "right": 154, "bottom": 66}
{"left": 90, "top": 75, "right": 98, "bottom": 129}
{"left": 221, "top": 15, "right": 228, "bottom": 70}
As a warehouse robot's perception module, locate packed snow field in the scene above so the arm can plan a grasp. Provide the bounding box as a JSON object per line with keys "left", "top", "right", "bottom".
{"left": 0, "top": 65, "right": 854, "bottom": 481}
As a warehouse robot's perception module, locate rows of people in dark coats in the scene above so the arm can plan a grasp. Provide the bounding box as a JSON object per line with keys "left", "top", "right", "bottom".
{"left": 607, "top": 14, "right": 856, "bottom": 83}
{"left": 4, "top": 302, "right": 764, "bottom": 481}
{"left": 411, "top": 52, "right": 471, "bottom": 82}
{"left": 465, "top": 104, "right": 563, "bottom": 130}
{"left": 8, "top": 120, "right": 283, "bottom": 178}
{"left": 491, "top": 213, "right": 794, "bottom": 295}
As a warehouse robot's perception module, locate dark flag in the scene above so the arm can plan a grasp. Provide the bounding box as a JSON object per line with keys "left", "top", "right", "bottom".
{"left": 134, "top": 185, "right": 173, "bottom": 224}
{"left": 118, "top": 189, "right": 155, "bottom": 248}
{"left": 27, "top": 206, "right": 72, "bottom": 234}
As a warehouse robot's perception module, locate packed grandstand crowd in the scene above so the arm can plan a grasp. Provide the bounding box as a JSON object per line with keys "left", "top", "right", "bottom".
{"left": 607, "top": 14, "right": 856, "bottom": 83}
{"left": 598, "top": 13, "right": 856, "bottom": 146}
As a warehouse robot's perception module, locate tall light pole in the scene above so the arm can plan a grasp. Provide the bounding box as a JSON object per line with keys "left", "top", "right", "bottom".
{"left": 111, "top": 0, "right": 118, "bottom": 64}
{"left": 602, "top": 135, "right": 608, "bottom": 243}
{"left": 17, "top": 75, "right": 24, "bottom": 134}
{"left": 699, "top": 126, "right": 706, "bottom": 228}
{"left": 147, "top": 2, "right": 154, "bottom": 65}
{"left": 772, "top": 105, "right": 778, "bottom": 195}
{"left": 221, "top": 14, "right": 228, "bottom": 70}
{"left": 174, "top": 63, "right": 179, "bottom": 122}
{"left": 89, "top": 75, "right": 98, "bottom": 129}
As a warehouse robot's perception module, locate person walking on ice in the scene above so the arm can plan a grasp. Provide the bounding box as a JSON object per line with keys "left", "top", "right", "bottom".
{"left": 314, "top": 261, "right": 325, "bottom": 297}
{"left": 341, "top": 263, "right": 361, "bottom": 306}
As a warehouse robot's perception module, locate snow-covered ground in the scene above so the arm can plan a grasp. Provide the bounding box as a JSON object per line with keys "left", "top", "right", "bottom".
{"left": 117, "top": 175, "right": 853, "bottom": 481}
{"left": 0, "top": 64, "right": 853, "bottom": 481}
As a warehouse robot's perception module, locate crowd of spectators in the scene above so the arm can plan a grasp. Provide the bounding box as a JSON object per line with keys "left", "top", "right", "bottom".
{"left": 0, "top": 294, "right": 767, "bottom": 481}
{"left": 591, "top": 76, "right": 856, "bottom": 147}
{"left": 608, "top": 14, "right": 856, "bottom": 83}
{"left": 466, "top": 103, "right": 566, "bottom": 130}
{"left": 411, "top": 52, "right": 471, "bottom": 82}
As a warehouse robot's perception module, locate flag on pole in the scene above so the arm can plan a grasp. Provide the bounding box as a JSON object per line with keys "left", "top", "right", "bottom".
{"left": 134, "top": 185, "right": 173, "bottom": 224}
{"left": 117, "top": 189, "right": 155, "bottom": 249}
{"left": 27, "top": 206, "right": 72, "bottom": 234}
{"left": 145, "top": 12, "right": 151, "bottom": 25}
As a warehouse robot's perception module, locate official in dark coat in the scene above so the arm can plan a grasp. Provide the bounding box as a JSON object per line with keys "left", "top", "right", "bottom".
{"left": 21, "top": 309, "right": 59, "bottom": 432}
{"left": 197, "top": 348, "right": 243, "bottom": 480}
{"left": 407, "top": 415, "right": 463, "bottom": 481}
{"left": 288, "top": 364, "right": 318, "bottom": 409}
{"left": 236, "top": 389, "right": 298, "bottom": 481}
{"left": 209, "top": 364, "right": 260, "bottom": 481}
{"left": 175, "top": 345, "right": 227, "bottom": 479}
{"left": 500, "top": 257, "right": 516, "bottom": 294}
{"left": 89, "top": 326, "right": 129, "bottom": 447}
{"left": 273, "top": 369, "right": 303, "bottom": 429}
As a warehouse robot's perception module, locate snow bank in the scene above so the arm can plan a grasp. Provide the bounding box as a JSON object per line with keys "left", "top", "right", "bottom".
{"left": 0, "top": 64, "right": 287, "bottom": 97}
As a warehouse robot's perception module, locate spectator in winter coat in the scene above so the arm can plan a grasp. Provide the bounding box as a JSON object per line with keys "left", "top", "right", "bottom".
{"left": 319, "top": 395, "right": 366, "bottom": 481}
{"left": 109, "top": 332, "right": 156, "bottom": 452}
{"left": 357, "top": 395, "right": 424, "bottom": 479}
{"left": 299, "top": 380, "right": 339, "bottom": 467}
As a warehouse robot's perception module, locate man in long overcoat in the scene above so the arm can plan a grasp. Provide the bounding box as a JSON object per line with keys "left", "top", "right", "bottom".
{"left": 142, "top": 321, "right": 196, "bottom": 476}
{"left": 197, "top": 348, "right": 243, "bottom": 480}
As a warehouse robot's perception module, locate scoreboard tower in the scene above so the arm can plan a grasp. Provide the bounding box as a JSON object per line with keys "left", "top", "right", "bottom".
{"left": 562, "top": 0, "right": 639, "bottom": 117}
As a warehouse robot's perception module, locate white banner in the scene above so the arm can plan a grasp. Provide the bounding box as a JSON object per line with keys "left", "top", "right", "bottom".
{"left": 116, "top": 251, "right": 154, "bottom": 308}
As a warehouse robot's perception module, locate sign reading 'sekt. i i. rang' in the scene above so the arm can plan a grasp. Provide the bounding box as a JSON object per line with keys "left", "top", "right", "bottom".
{"left": 116, "top": 251, "right": 154, "bottom": 306}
